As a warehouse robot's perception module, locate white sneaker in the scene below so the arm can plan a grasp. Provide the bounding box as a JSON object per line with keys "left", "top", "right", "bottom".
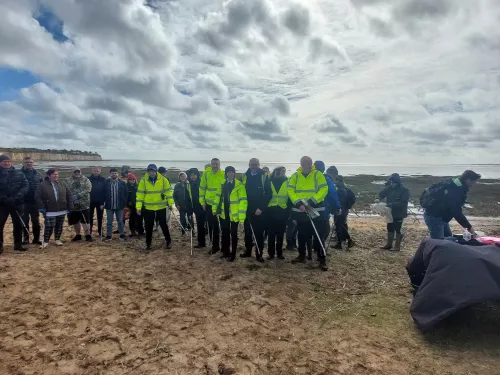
{"left": 55, "top": 240, "right": 63, "bottom": 246}
{"left": 40, "top": 243, "right": 49, "bottom": 249}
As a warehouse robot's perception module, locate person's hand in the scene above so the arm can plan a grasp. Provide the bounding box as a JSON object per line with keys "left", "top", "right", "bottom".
{"left": 4, "top": 197, "right": 16, "bottom": 207}
{"left": 337, "top": 208, "right": 342, "bottom": 216}
{"left": 299, "top": 204, "right": 306, "bottom": 213}
{"left": 202, "top": 204, "right": 206, "bottom": 211}
{"left": 255, "top": 208, "right": 262, "bottom": 216}
{"left": 470, "top": 228, "right": 477, "bottom": 237}
{"left": 136, "top": 210, "right": 141, "bottom": 216}
{"left": 100, "top": 205, "right": 104, "bottom": 210}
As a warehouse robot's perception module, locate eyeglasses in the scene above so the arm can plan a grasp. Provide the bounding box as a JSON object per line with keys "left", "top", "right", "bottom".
{"left": 128, "top": 179, "right": 136, "bottom": 181}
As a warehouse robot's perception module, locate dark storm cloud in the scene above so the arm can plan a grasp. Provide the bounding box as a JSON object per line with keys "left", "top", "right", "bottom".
{"left": 237, "top": 120, "right": 291, "bottom": 142}
{"left": 281, "top": 6, "right": 311, "bottom": 37}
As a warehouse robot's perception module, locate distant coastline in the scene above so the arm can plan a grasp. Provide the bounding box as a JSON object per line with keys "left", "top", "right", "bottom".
{"left": 0, "top": 147, "right": 102, "bottom": 162}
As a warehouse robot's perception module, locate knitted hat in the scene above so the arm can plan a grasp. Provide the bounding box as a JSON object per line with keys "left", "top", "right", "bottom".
{"left": 127, "top": 173, "right": 137, "bottom": 180}
{"left": 314, "top": 160, "right": 326, "bottom": 173}
{"left": 0, "top": 154, "right": 11, "bottom": 162}
{"left": 178, "top": 172, "right": 187, "bottom": 179}
{"left": 158, "top": 166, "right": 167, "bottom": 174}
{"left": 225, "top": 166, "right": 235, "bottom": 176}
{"left": 147, "top": 164, "right": 157, "bottom": 172}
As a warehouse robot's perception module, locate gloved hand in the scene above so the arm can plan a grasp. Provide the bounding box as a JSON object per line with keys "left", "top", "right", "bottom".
{"left": 4, "top": 197, "right": 16, "bottom": 207}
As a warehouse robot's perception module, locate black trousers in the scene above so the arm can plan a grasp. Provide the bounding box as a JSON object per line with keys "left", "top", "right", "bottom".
{"left": 129, "top": 208, "right": 144, "bottom": 235}
{"left": 220, "top": 218, "right": 238, "bottom": 258}
{"left": 297, "top": 217, "right": 327, "bottom": 261}
{"left": 387, "top": 219, "right": 403, "bottom": 234}
{"left": 0, "top": 203, "right": 23, "bottom": 246}
{"left": 194, "top": 210, "right": 206, "bottom": 246}
{"left": 267, "top": 216, "right": 287, "bottom": 257}
{"left": 286, "top": 216, "right": 298, "bottom": 247}
{"left": 22, "top": 202, "right": 40, "bottom": 242}
{"left": 143, "top": 209, "right": 171, "bottom": 247}
{"left": 244, "top": 214, "right": 265, "bottom": 258}
{"left": 321, "top": 217, "right": 331, "bottom": 244}
{"left": 89, "top": 201, "right": 104, "bottom": 235}
{"left": 179, "top": 210, "right": 193, "bottom": 234}
{"left": 206, "top": 205, "right": 220, "bottom": 250}
{"left": 335, "top": 213, "right": 351, "bottom": 242}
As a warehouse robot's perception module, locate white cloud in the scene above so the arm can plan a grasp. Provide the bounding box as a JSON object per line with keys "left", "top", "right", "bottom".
{"left": 0, "top": 0, "right": 498, "bottom": 163}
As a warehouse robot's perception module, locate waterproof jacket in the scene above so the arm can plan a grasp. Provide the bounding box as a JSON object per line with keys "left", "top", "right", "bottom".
{"left": 0, "top": 166, "right": 29, "bottom": 208}
{"left": 215, "top": 179, "right": 248, "bottom": 223}
{"left": 88, "top": 174, "right": 107, "bottom": 204}
{"left": 66, "top": 175, "right": 92, "bottom": 210}
{"left": 335, "top": 176, "right": 351, "bottom": 211}
{"left": 199, "top": 167, "right": 225, "bottom": 211}
{"left": 242, "top": 168, "right": 272, "bottom": 214}
{"left": 287, "top": 166, "right": 328, "bottom": 221}
{"left": 136, "top": 173, "right": 174, "bottom": 211}
{"left": 266, "top": 176, "right": 290, "bottom": 221}
{"left": 424, "top": 178, "right": 471, "bottom": 229}
{"left": 174, "top": 181, "right": 191, "bottom": 212}
{"left": 127, "top": 182, "right": 138, "bottom": 208}
{"left": 324, "top": 174, "right": 341, "bottom": 217}
{"left": 103, "top": 178, "right": 128, "bottom": 210}
{"left": 21, "top": 167, "right": 43, "bottom": 204}
{"left": 379, "top": 183, "right": 410, "bottom": 220}
{"left": 35, "top": 180, "right": 73, "bottom": 213}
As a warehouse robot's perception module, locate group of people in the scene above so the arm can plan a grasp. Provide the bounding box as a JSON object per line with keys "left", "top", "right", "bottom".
{"left": 0, "top": 153, "right": 482, "bottom": 271}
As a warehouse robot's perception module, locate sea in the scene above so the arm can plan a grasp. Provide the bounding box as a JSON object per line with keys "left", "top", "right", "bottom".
{"left": 28, "top": 160, "right": 500, "bottom": 179}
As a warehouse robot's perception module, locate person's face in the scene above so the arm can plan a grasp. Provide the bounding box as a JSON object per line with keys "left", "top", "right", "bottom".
{"left": 180, "top": 174, "right": 186, "bottom": 182}
{"left": 211, "top": 159, "right": 220, "bottom": 171}
{"left": 0, "top": 159, "right": 11, "bottom": 169}
{"left": 73, "top": 170, "right": 82, "bottom": 178}
{"left": 227, "top": 171, "right": 235, "bottom": 180}
{"left": 301, "top": 158, "right": 313, "bottom": 173}
{"left": 148, "top": 170, "right": 157, "bottom": 178}
{"left": 190, "top": 173, "right": 197, "bottom": 182}
{"left": 390, "top": 182, "right": 398, "bottom": 188}
{"left": 465, "top": 179, "right": 477, "bottom": 188}
{"left": 249, "top": 159, "right": 260, "bottom": 173}
{"left": 110, "top": 171, "right": 119, "bottom": 179}
{"left": 128, "top": 177, "right": 136, "bottom": 185}
{"left": 50, "top": 172, "right": 59, "bottom": 182}
{"left": 92, "top": 168, "right": 101, "bottom": 176}
{"left": 263, "top": 167, "right": 269, "bottom": 174}
{"left": 23, "top": 159, "right": 34, "bottom": 169}
{"left": 274, "top": 168, "right": 282, "bottom": 177}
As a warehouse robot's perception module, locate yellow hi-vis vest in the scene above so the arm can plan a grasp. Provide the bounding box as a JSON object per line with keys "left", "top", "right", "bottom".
{"left": 215, "top": 180, "right": 248, "bottom": 223}
{"left": 199, "top": 167, "right": 225, "bottom": 210}
{"left": 268, "top": 179, "right": 289, "bottom": 209}
{"left": 136, "top": 173, "right": 174, "bottom": 211}
{"left": 287, "top": 166, "right": 328, "bottom": 210}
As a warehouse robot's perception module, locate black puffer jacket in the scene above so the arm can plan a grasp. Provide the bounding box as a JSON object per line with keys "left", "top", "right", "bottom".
{"left": 379, "top": 174, "right": 410, "bottom": 220}
{"left": 0, "top": 166, "right": 29, "bottom": 208}
{"left": 21, "top": 167, "right": 43, "bottom": 204}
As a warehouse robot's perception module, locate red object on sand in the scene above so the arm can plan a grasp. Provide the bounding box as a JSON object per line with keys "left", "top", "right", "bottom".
{"left": 123, "top": 207, "right": 130, "bottom": 221}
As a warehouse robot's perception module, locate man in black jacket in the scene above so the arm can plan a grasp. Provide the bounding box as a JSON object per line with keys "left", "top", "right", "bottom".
{"left": 21, "top": 157, "right": 43, "bottom": 245}
{"left": 423, "top": 170, "right": 480, "bottom": 239}
{"left": 0, "top": 154, "right": 29, "bottom": 253}
{"left": 89, "top": 168, "right": 106, "bottom": 236}
{"left": 240, "top": 158, "right": 272, "bottom": 262}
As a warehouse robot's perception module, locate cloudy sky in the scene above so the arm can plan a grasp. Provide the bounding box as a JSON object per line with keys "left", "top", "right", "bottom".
{"left": 0, "top": 0, "right": 499, "bottom": 163}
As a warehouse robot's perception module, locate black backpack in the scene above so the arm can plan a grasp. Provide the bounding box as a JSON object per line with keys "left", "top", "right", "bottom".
{"left": 419, "top": 181, "right": 451, "bottom": 210}
{"left": 345, "top": 188, "right": 356, "bottom": 209}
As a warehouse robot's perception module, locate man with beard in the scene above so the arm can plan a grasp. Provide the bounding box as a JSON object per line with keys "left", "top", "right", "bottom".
{"left": 0, "top": 154, "right": 29, "bottom": 253}
{"left": 21, "top": 157, "right": 43, "bottom": 245}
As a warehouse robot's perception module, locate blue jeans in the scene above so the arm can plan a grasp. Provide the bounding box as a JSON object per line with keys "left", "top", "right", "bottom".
{"left": 424, "top": 214, "right": 452, "bottom": 239}
{"left": 106, "top": 209, "right": 124, "bottom": 236}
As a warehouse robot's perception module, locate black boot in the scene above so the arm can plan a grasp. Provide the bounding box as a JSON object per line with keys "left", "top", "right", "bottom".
{"left": 240, "top": 250, "right": 252, "bottom": 258}
{"left": 391, "top": 234, "right": 402, "bottom": 252}
{"left": 381, "top": 233, "right": 394, "bottom": 250}
{"left": 256, "top": 255, "right": 265, "bottom": 263}
{"left": 291, "top": 255, "right": 306, "bottom": 264}
{"left": 319, "top": 257, "right": 328, "bottom": 271}
{"left": 333, "top": 241, "right": 343, "bottom": 250}
{"left": 14, "top": 243, "right": 28, "bottom": 251}
{"left": 71, "top": 234, "right": 82, "bottom": 242}
{"left": 209, "top": 247, "right": 220, "bottom": 255}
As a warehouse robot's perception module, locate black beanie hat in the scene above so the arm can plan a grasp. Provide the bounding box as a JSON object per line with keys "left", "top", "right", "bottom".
{"left": 225, "top": 166, "right": 235, "bottom": 176}
{"left": 0, "top": 154, "right": 11, "bottom": 162}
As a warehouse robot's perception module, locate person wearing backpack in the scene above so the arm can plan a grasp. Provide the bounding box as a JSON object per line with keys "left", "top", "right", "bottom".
{"left": 378, "top": 173, "right": 410, "bottom": 251}
{"left": 327, "top": 168, "right": 356, "bottom": 249}
{"left": 421, "top": 170, "right": 481, "bottom": 239}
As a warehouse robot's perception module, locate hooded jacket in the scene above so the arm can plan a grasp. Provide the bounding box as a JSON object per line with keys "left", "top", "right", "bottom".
{"left": 88, "top": 174, "right": 107, "bottom": 204}
{"left": 378, "top": 174, "right": 410, "bottom": 219}
{"left": 186, "top": 168, "right": 202, "bottom": 212}
{"left": 21, "top": 167, "right": 43, "bottom": 204}
{"left": 66, "top": 175, "right": 92, "bottom": 210}
{"left": 35, "top": 179, "right": 73, "bottom": 213}
{"left": 173, "top": 173, "right": 192, "bottom": 211}
{"left": 242, "top": 168, "right": 272, "bottom": 214}
{"left": 0, "top": 166, "right": 29, "bottom": 207}
{"left": 324, "top": 174, "right": 341, "bottom": 216}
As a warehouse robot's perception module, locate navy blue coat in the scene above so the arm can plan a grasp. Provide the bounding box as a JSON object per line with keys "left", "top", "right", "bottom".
{"left": 89, "top": 175, "right": 107, "bottom": 205}
{"left": 103, "top": 178, "right": 128, "bottom": 210}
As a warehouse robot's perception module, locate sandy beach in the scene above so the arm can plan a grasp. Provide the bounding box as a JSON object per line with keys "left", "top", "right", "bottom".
{"left": 1, "top": 214, "right": 499, "bottom": 375}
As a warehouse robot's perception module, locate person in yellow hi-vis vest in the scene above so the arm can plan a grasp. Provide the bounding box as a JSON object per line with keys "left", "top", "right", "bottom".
{"left": 287, "top": 156, "right": 329, "bottom": 271}
{"left": 213, "top": 166, "right": 247, "bottom": 262}
{"left": 265, "top": 167, "right": 290, "bottom": 260}
{"left": 199, "top": 158, "right": 225, "bottom": 254}
{"left": 136, "top": 164, "right": 174, "bottom": 251}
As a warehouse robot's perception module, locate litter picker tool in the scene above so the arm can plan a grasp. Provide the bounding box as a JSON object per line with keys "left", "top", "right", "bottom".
{"left": 16, "top": 210, "right": 30, "bottom": 243}
{"left": 301, "top": 200, "right": 327, "bottom": 257}
{"left": 249, "top": 220, "right": 262, "bottom": 258}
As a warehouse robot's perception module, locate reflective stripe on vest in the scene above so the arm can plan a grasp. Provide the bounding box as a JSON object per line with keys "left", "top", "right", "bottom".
{"left": 268, "top": 180, "right": 288, "bottom": 209}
